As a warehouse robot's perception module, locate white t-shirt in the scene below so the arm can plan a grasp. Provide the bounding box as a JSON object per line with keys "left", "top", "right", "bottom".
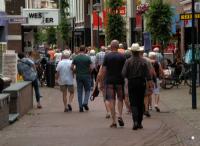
{"left": 56, "top": 59, "right": 73, "bottom": 85}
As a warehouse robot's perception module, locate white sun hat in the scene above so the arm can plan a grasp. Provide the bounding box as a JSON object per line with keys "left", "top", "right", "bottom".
{"left": 139, "top": 46, "right": 144, "bottom": 51}
{"left": 131, "top": 43, "right": 140, "bottom": 51}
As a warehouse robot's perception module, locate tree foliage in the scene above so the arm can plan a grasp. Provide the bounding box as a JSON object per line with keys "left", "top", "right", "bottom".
{"left": 59, "top": 0, "right": 70, "bottom": 46}
{"left": 47, "top": 27, "right": 57, "bottom": 46}
{"left": 145, "top": 0, "right": 173, "bottom": 47}
{"left": 34, "top": 29, "right": 47, "bottom": 45}
{"left": 105, "top": 0, "right": 126, "bottom": 44}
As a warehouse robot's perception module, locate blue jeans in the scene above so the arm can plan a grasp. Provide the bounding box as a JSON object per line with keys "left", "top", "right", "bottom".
{"left": 76, "top": 75, "right": 91, "bottom": 108}
{"left": 32, "top": 79, "right": 41, "bottom": 102}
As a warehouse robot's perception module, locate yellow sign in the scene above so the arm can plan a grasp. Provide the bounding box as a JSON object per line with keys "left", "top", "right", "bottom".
{"left": 180, "top": 13, "right": 200, "bottom": 20}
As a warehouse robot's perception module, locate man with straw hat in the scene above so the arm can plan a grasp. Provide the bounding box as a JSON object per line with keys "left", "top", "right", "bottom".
{"left": 122, "top": 43, "right": 152, "bottom": 130}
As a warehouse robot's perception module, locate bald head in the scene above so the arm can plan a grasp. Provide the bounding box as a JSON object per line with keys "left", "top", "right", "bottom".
{"left": 110, "top": 40, "right": 119, "bottom": 51}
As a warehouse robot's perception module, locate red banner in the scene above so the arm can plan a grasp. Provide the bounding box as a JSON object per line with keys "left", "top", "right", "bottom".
{"left": 93, "top": 10, "right": 103, "bottom": 29}
{"left": 136, "top": 15, "right": 142, "bottom": 28}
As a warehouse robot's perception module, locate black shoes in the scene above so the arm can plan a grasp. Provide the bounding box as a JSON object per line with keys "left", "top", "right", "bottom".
{"left": 155, "top": 106, "right": 160, "bottom": 112}
{"left": 137, "top": 124, "right": 143, "bottom": 129}
{"left": 132, "top": 122, "right": 143, "bottom": 130}
{"left": 132, "top": 123, "right": 138, "bottom": 130}
{"left": 79, "top": 105, "right": 89, "bottom": 112}
{"left": 118, "top": 117, "right": 124, "bottom": 127}
{"left": 79, "top": 107, "right": 84, "bottom": 112}
{"left": 83, "top": 104, "right": 89, "bottom": 111}
{"left": 68, "top": 104, "right": 72, "bottom": 111}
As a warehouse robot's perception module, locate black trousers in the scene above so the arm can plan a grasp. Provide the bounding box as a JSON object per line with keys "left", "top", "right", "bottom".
{"left": 128, "top": 78, "right": 146, "bottom": 125}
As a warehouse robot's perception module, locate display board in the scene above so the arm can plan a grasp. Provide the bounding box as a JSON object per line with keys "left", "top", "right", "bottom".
{"left": 0, "top": 42, "right": 7, "bottom": 74}
{"left": 2, "top": 51, "right": 17, "bottom": 83}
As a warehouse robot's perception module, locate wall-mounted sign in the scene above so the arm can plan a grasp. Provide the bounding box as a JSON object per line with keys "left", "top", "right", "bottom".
{"left": 22, "top": 9, "right": 59, "bottom": 26}
{"left": 180, "top": 13, "right": 200, "bottom": 20}
{"left": 7, "top": 15, "right": 27, "bottom": 24}
{"left": 195, "top": 2, "right": 200, "bottom": 12}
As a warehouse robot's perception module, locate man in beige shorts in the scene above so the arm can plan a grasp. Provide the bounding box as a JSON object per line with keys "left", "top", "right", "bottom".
{"left": 56, "top": 50, "right": 74, "bottom": 112}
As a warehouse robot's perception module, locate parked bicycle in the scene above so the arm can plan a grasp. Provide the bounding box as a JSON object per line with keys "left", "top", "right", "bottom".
{"left": 160, "top": 62, "right": 192, "bottom": 89}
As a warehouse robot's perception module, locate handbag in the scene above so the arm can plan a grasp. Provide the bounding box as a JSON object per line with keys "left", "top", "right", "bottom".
{"left": 90, "top": 83, "right": 99, "bottom": 101}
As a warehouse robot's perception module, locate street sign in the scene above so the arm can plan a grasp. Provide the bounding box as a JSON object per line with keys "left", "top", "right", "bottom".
{"left": 7, "top": 16, "right": 27, "bottom": 24}
{"left": 180, "top": 13, "right": 200, "bottom": 20}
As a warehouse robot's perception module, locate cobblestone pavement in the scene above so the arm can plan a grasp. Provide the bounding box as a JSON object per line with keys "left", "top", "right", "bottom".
{"left": 0, "top": 85, "right": 199, "bottom": 146}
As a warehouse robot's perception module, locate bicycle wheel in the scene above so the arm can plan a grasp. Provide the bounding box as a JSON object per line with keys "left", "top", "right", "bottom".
{"left": 160, "top": 78, "right": 174, "bottom": 89}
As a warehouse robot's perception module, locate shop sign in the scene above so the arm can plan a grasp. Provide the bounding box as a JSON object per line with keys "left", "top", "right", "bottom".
{"left": 22, "top": 9, "right": 59, "bottom": 26}
{"left": 180, "top": 13, "right": 200, "bottom": 20}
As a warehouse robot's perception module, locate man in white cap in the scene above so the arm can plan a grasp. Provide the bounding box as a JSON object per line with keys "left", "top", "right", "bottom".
{"left": 122, "top": 43, "right": 152, "bottom": 130}
{"left": 56, "top": 50, "right": 74, "bottom": 112}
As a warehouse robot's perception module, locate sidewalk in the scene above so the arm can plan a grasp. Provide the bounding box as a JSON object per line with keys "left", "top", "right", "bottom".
{"left": 0, "top": 85, "right": 199, "bottom": 146}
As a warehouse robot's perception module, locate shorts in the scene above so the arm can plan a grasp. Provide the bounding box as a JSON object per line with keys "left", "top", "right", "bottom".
{"left": 60, "top": 85, "right": 74, "bottom": 93}
{"left": 105, "top": 84, "right": 125, "bottom": 101}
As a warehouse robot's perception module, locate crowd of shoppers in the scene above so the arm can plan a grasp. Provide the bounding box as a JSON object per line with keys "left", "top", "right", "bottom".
{"left": 17, "top": 40, "right": 164, "bottom": 131}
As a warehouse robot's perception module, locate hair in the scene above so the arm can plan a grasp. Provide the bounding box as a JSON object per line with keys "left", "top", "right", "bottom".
{"left": 110, "top": 40, "right": 119, "bottom": 50}
{"left": 132, "top": 51, "right": 140, "bottom": 57}
{"left": 18, "top": 53, "right": 25, "bottom": 59}
{"left": 79, "top": 45, "right": 86, "bottom": 52}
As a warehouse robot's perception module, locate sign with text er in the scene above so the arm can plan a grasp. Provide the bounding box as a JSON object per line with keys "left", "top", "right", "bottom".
{"left": 180, "top": 13, "right": 200, "bottom": 20}
{"left": 22, "top": 9, "right": 59, "bottom": 26}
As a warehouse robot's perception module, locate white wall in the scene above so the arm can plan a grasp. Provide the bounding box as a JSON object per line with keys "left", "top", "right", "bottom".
{"left": 0, "top": 0, "right": 5, "bottom": 11}
{"left": 69, "top": 0, "right": 84, "bottom": 23}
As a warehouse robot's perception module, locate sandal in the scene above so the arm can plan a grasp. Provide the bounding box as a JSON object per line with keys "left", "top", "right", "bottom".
{"left": 118, "top": 117, "right": 124, "bottom": 127}
{"left": 105, "top": 114, "right": 111, "bottom": 119}
{"left": 110, "top": 123, "right": 117, "bottom": 128}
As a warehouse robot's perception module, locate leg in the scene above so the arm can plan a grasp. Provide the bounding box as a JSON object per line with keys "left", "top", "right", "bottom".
{"left": 32, "top": 79, "right": 42, "bottom": 108}
{"left": 154, "top": 94, "right": 160, "bottom": 112}
{"left": 105, "top": 84, "right": 117, "bottom": 127}
{"left": 144, "top": 95, "right": 151, "bottom": 117}
{"left": 124, "top": 96, "right": 131, "bottom": 113}
{"left": 102, "top": 87, "right": 111, "bottom": 118}
{"left": 128, "top": 79, "right": 142, "bottom": 130}
{"left": 76, "top": 77, "right": 84, "bottom": 111}
{"left": 68, "top": 85, "right": 74, "bottom": 111}
{"left": 83, "top": 76, "right": 91, "bottom": 106}
{"left": 116, "top": 84, "right": 124, "bottom": 126}
{"left": 63, "top": 89, "right": 67, "bottom": 108}
{"left": 109, "top": 99, "right": 116, "bottom": 125}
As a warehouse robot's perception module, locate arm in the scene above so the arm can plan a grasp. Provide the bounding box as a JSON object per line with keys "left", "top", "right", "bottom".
{"left": 122, "top": 60, "right": 128, "bottom": 78}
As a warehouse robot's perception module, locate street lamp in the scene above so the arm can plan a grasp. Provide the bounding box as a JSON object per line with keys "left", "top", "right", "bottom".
{"left": 93, "top": 2, "right": 101, "bottom": 49}
{"left": 191, "top": 0, "right": 197, "bottom": 109}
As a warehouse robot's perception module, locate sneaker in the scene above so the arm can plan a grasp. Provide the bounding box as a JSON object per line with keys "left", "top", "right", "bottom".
{"left": 68, "top": 104, "right": 72, "bottom": 111}
{"left": 118, "top": 117, "right": 124, "bottom": 127}
{"left": 79, "top": 107, "right": 84, "bottom": 112}
{"left": 144, "top": 111, "right": 151, "bottom": 117}
{"left": 83, "top": 104, "right": 89, "bottom": 111}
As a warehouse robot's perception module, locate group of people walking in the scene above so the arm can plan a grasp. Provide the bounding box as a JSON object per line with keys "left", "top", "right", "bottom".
{"left": 17, "top": 39, "right": 164, "bottom": 131}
